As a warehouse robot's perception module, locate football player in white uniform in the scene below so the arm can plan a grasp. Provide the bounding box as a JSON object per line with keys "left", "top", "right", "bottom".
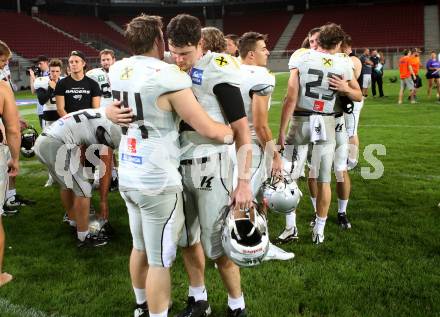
{"left": 0, "top": 40, "right": 20, "bottom": 287}
{"left": 107, "top": 14, "right": 233, "bottom": 317}
{"left": 238, "top": 31, "right": 296, "bottom": 261}
{"left": 86, "top": 49, "right": 118, "bottom": 191}
{"left": 86, "top": 49, "right": 115, "bottom": 109}
{"left": 278, "top": 23, "right": 362, "bottom": 244}
{"left": 167, "top": 14, "right": 252, "bottom": 317}
{"left": 34, "top": 59, "right": 63, "bottom": 187}
{"left": 277, "top": 27, "right": 320, "bottom": 244}
{"left": 35, "top": 108, "right": 121, "bottom": 248}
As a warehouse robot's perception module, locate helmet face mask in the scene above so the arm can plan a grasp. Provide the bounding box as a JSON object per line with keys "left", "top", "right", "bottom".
{"left": 221, "top": 204, "right": 269, "bottom": 267}
{"left": 88, "top": 214, "right": 113, "bottom": 238}
{"left": 21, "top": 126, "right": 38, "bottom": 158}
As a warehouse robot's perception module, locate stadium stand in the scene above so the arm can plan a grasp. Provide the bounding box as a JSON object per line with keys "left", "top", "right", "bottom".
{"left": 223, "top": 11, "right": 293, "bottom": 51}
{"left": 0, "top": 11, "right": 98, "bottom": 58}
{"left": 287, "top": 3, "right": 424, "bottom": 50}
{"left": 38, "top": 14, "right": 129, "bottom": 53}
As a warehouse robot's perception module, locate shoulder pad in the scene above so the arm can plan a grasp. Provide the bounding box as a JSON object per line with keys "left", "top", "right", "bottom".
{"left": 86, "top": 68, "right": 105, "bottom": 83}
{"left": 156, "top": 64, "right": 192, "bottom": 93}
{"left": 34, "top": 76, "right": 49, "bottom": 90}
{"left": 251, "top": 84, "right": 274, "bottom": 96}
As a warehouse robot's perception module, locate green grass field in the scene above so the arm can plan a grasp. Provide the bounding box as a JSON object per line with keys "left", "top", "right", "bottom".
{"left": 0, "top": 70, "right": 439, "bottom": 317}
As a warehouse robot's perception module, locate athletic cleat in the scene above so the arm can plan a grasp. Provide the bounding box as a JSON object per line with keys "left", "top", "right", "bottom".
{"left": 77, "top": 234, "right": 108, "bottom": 248}
{"left": 312, "top": 229, "right": 324, "bottom": 244}
{"left": 175, "top": 296, "right": 211, "bottom": 317}
{"left": 62, "top": 212, "right": 70, "bottom": 223}
{"left": 309, "top": 214, "right": 317, "bottom": 228}
{"left": 2, "top": 204, "right": 18, "bottom": 216}
{"left": 134, "top": 302, "right": 148, "bottom": 317}
{"left": 273, "top": 226, "right": 298, "bottom": 245}
{"left": 227, "top": 307, "right": 247, "bottom": 317}
{"left": 337, "top": 212, "right": 352, "bottom": 229}
{"left": 263, "top": 242, "right": 294, "bottom": 261}
{"left": 6, "top": 194, "right": 36, "bottom": 207}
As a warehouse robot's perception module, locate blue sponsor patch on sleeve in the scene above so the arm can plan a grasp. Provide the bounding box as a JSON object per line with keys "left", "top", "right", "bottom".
{"left": 190, "top": 68, "right": 203, "bottom": 85}
{"left": 121, "top": 153, "right": 143, "bottom": 165}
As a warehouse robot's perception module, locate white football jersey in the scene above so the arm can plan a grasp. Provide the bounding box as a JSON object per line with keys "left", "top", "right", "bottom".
{"left": 0, "top": 65, "right": 10, "bottom": 81}
{"left": 180, "top": 51, "right": 242, "bottom": 160}
{"left": 34, "top": 76, "right": 60, "bottom": 113}
{"left": 240, "top": 64, "right": 275, "bottom": 141}
{"left": 109, "top": 55, "right": 192, "bottom": 193}
{"left": 86, "top": 68, "right": 112, "bottom": 108}
{"left": 44, "top": 108, "right": 121, "bottom": 147}
{"left": 289, "top": 49, "right": 353, "bottom": 113}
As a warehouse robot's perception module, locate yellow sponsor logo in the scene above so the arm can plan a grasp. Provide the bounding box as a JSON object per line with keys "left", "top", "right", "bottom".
{"left": 120, "top": 67, "right": 133, "bottom": 80}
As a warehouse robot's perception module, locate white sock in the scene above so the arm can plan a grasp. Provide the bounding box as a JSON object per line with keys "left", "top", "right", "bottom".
{"left": 338, "top": 199, "right": 348, "bottom": 214}
{"left": 228, "top": 293, "right": 245, "bottom": 310}
{"left": 285, "top": 210, "right": 296, "bottom": 229}
{"left": 310, "top": 197, "right": 317, "bottom": 213}
{"left": 133, "top": 287, "right": 146, "bottom": 305}
{"left": 6, "top": 189, "right": 16, "bottom": 200}
{"left": 77, "top": 230, "right": 89, "bottom": 241}
{"left": 315, "top": 216, "right": 327, "bottom": 235}
{"left": 189, "top": 285, "right": 207, "bottom": 302}
{"left": 149, "top": 309, "right": 167, "bottom": 317}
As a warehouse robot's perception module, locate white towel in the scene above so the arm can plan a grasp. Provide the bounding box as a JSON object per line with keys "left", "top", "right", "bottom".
{"left": 309, "top": 115, "right": 327, "bottom": 143}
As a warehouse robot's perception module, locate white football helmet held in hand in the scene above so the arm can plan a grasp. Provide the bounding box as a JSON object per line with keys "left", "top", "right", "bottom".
{"left": 221, "top": 204, "right": 269, "bottom": 268}
{"left": 257, "top": 175, "right": 302, "bottom": 214}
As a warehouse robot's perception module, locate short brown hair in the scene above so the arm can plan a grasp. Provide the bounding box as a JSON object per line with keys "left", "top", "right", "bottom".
{"left": 167, "top": 14, "right": 201, "bottom": 48}
{"left": 0, "top": 40, "right": 11, "bottom": 59}
{"left": 239, "top": 32, "right": 267, "bottom": 59}
{"left": 202, "top": 27, "right": 226, "bottom": 53}
{"left": 225, "top": 34, "right": 239, "bottom": 46}
{"left": 99, "top": 49, "right": 115, "bottom": 58}
{"left": 125, "top": 14, "right": 163, "bottom": 55}
{"left": 301, "top": 36, "right": 310, "bottom": 49}
{"left": 308, "top": 27, "right": 321, "bottom": 38}
{"left": 318, "top": 23, "right": 345, "bottom": 50}
{"left": 49, "top": 58, "right": 63, "bottom": 69}
{"left": 341, "top": 34, "right": 352, "bottom": 51}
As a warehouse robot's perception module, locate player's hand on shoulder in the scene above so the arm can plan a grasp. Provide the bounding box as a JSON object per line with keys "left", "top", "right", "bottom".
{"left": 329, "top": 75, "right": 349, "bottom": 94}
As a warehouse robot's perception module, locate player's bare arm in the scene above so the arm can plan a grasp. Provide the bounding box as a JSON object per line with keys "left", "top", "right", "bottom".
{"left": 252, "top": 94, "right": 282, "bottom": 175}
{"left": 328, "top": 75, "right": 362, "bottom": 101}
{"left": 278, "top": 68, "right": 299, "bottom": 148}
{"left": 0, "top": 81, "right": 20, "bottom": 176}
{"left": 55, "top": 95, "right": 67, "bottom": 117}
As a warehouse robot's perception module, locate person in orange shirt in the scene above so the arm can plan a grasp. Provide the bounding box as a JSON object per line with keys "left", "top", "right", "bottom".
{"left": 398, "top": 49, "right": 416, "bottom": 104}
{"left": 408, "top": 48, "right": 422, "bottom": 99}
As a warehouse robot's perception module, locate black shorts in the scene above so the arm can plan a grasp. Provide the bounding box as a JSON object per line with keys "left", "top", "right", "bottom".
{"left": 413, "top": 75, "right": 422, "bottom": 88}
{"left": 426, "top": 72, "right": 439, "bottom": 80}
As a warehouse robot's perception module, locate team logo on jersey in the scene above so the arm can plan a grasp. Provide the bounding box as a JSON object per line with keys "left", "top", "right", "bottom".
{"left": 73, "top": 95, "right": 83, "bottom": 101}
{"left": 313, "top": 100, "right": 324, "bottom": 112}
{"left": 121, "top": 67, "right": 133, "bottom": 80}
{"left": 322, "top": 58, "right": 333, "bottom": 67}
{"left": 190, "top": 68, "right": 204, "bottom": 85}
{"left": 127, "top": 138, "right": 137, "bottom": 154}
{"left": 215, "top": 56, "right": 229, "bottom": 67}
{"left": 98, "top": 75, "right": 105, "bottom": 82}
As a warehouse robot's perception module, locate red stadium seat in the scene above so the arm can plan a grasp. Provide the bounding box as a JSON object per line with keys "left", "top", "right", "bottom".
{"left": 223, "top": 11, "right": 293, "bottom": 51}
{"left": 0, "top": 11, "right": 99, "bottom": 59}
{"left": 287, "top": 3, "right": 424, "bottom": 50}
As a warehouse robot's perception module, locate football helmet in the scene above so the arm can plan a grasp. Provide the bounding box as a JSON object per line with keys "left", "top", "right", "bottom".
{"left": 20, "top": 126, "right": 38, "bottom": 158}
{"left": 88, "top": 214, "right": 113, "bottom": 239}
{"left": 221, "top": 204, "right": 269, "bottom": 267}
{"left": 257, "top": 175, "right": 302, "bottom": 214}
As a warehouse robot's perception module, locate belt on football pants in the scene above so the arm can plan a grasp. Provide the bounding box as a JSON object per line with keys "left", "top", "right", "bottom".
{"left": 180, "top": 153, "right": 222, "bottom": 166}
{"left": 334, "top": 112, "right": 343, "bottom": 118}
{"left": 294, "top": 110, "right": 335, "bottom": 117}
